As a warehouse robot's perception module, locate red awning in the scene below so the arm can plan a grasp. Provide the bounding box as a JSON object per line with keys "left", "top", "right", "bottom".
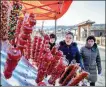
{"left": 10, "top": 0, "right": 73, "bottom": 20}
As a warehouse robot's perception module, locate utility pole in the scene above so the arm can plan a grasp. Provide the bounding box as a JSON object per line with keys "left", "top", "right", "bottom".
{"left": 55, "top": 19, "right": 57, "bottom": 35}
{"left": 42, "top": 21, "right": 44, "bottom": 30}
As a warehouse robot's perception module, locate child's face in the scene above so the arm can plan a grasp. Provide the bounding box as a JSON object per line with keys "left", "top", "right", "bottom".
{"left": 50, "top": 38, "right": 55, "bottom": 44}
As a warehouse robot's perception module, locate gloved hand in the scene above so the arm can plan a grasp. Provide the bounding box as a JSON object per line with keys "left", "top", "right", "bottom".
{"left": 98, "top": 70, "right": 102, "bottom": 75}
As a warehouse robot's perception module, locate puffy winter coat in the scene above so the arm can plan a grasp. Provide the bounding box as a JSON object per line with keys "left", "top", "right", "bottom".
{"left": 59, "top": 40, "right": 83, "bottom": 68}
{"left": 80, "top": 43, "right": 102, "bottom": 82}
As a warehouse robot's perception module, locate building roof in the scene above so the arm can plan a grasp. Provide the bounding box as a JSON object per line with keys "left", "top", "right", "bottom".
{"left": 77, "top": 20, "right": 95, "bottom": 26}
{"left": 91, "top": 24, "right": 105, "bottom": 30}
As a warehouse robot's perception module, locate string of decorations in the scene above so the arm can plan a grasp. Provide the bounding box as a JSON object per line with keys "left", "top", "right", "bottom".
{"left": 0, "top": 1, "right": 10, "bottom": 41}
{"left": 8, "top": 1, "right": 22, "bottom": 40}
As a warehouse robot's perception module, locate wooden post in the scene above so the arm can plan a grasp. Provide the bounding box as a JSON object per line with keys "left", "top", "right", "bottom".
{"left": 78, "top": 26, "right": 81, "bottom": 41}
{"left": 87, "top": 24, "right": 91, "bottom": 37}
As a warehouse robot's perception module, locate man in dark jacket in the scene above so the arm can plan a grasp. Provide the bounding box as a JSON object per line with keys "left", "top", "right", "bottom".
{"left": 59, "top": 32, "right": 83, "bottom": 68}
{"left": 80, "top": 36, "right": 102, "bottom": 86}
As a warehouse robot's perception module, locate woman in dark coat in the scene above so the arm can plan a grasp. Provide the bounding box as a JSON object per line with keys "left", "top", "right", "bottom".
{"left": 59, "top": 32, "right": 84, "bottom": 68}
{"left": 80, "top": 36, "right": 102, "bottom": 86}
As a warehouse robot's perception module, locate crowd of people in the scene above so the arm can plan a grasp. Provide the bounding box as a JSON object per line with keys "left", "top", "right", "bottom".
{"left": 39, "top": 30, "right": 102, "bottom": 86}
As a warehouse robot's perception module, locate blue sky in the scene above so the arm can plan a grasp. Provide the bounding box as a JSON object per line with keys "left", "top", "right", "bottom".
{"left": 36, "top": 1, "right": 105, "bottom": 26}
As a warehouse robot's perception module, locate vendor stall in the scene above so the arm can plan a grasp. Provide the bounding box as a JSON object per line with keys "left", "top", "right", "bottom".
{"left": 1, "top": 0, "right": 89, "bottom": 86}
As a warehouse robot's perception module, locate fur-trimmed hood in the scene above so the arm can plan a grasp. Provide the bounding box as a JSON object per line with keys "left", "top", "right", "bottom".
{"left": 59, "top": 40, "right": 77, "bottom": 47}
{"left": 85, "top": 43, "right": 98, "bottom": 51}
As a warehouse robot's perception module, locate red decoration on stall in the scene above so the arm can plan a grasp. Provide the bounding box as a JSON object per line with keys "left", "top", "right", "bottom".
{"left": 25, "top": 37, "right": 31, "bottom": 60}
{"left": 32, "top": 36, "right": 39, "bottom": 60}
{"left": 36, "top": 48, "right": 53, "bottom": 83}
{"left": 17, "top": 13, "right": 36, "bottom": 56}
{"left": 10, "top": 0, "right": 73, "bottom": 20}
{"left": 4, "top": 47, "right": 21, "bottom": 79}
{"left": 62, "top": 64, "right": 79, "bottom": 86}
{"left": 68, "top": 71, "right": 88, "bottom": 86}
{"left": 38, "top": 82, "right": 47, "bottom": 86}
{"left": 47, "top": 50, "right": 63, "bottom": 75}
{"left": 48, "top": 58, "right": 68, "bottom": 85}
{"left": 59, "top": 64, "right": 75, "bottom": 84}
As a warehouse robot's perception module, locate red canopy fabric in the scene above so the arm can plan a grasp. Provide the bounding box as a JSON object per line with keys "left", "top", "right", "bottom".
{"left": 10, "top": 0, "right": 73, "bottom": 20}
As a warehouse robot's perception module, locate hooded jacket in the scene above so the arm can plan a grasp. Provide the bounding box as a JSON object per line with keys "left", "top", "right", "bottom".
{"left": 80, "top": 43, "right": 102, "bottom": 82}
{"left": 59, "top": 40, "right": 83, "bottom": 68}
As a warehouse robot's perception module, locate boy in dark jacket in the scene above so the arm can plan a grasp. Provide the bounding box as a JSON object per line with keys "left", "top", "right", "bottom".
{"left": 80, "top": 36, "right": 102, "bottom": 86}
{"left": 49, "top": 33, "right": 57, "bottom": 50}
{"left": 59, "top": 32, "right": 83, "bottom": 68}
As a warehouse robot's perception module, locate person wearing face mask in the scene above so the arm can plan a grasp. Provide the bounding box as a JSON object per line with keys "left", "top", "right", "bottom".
{"left": 80, "top": 36, "right": 102, "bottom": 86}
{"left": 58, "top": 32, "right": 84, "bottom": 68}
